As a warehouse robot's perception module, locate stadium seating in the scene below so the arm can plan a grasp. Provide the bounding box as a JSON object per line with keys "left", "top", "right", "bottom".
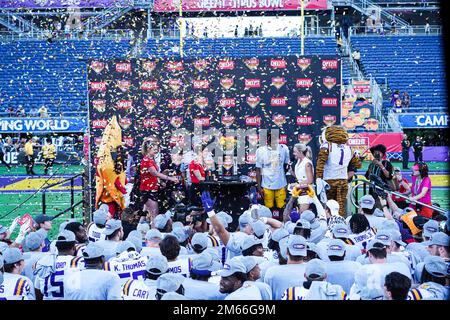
{"left": 350, "top": 35, "right": 447, "bottom": 112}
{"left": 0, "top": 37, "right": 340, "bottom": 114}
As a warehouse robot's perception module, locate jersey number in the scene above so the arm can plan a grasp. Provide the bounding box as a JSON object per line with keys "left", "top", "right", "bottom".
{"left": 338, "top": 149, "right": 344, "bottom": 165}
{"left": 44, "top": 270, "right": 64, "bottom": 298}
{"left": 118, "top": 270, "right": 145, "bottom": 280}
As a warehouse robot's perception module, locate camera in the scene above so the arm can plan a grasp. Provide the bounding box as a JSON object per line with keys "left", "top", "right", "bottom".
{"left": 171, "top": 203, "right": 206, "bottom": 225}
{"left": 369, "top": 174, "right": 391, "bottom": 199}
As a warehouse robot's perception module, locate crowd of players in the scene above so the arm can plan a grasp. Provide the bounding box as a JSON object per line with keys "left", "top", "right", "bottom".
{"left": 0, "top": 133, "right": 448, "bottom": 301}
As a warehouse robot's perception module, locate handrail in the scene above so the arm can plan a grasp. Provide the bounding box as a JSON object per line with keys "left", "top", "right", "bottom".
{"left": 350, "top": 178, "right": 447, "bottom": 215}
{"left": 349, "top": 25, "right": 442, "bottom": 36}
{"left": 42, "top": 172, "right": 84, "bottom": 190}
{"left": 52, "top": 200, "right": 84, "bottom": 220}
{"left": 42, "top": 172, "right": 84, "bottom": 216}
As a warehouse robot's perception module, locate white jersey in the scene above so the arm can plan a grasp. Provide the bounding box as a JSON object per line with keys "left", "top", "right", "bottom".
{"left": 322, "top": 142, "right": 353, "bottom": 180}
{"left": 207, "top": 234, "right": 227, "bottom": 264}
{"left": 0, "top": 273, "right": 35, "bottom": 300}
{"left": 225, "top": 281, "right": 262, "bottom": 300}
{"left": 140, "top": 246, "right": 161, "bottom": 258}
{"left": 167, "top": 257, "right": 193, "bottom": 277}
{"left": 74, "top": 243, "right": 87, "bottom": 257}
{"left": 121, "top": 279, "right": 156, "bottom": 300}
{"left": 347, "top": 227, "right": 377, "bottom": 253}
{"left": 87, "top": 222, "right": 106, "bottom": 243}
{"left": 104, "top": 251, "right": 147, "bottom": 284}
{"left": 35, "top": 255, "right": 85, "bottom": 300}
{"left": 64, "top": 268, "right": 122, "bottom": 300}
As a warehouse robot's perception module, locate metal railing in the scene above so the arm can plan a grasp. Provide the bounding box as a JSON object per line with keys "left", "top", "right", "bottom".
{"left": 0, "top": 111, "right": 87, "bottom": 118}
{"left": 349, "top": 25, "right": 442, "bottom": 36}
{"left": 41, "top": 172, "right": 84, "bottom": 217}
{"left": 0, "top": 28, "right": 135, "bottom": 41}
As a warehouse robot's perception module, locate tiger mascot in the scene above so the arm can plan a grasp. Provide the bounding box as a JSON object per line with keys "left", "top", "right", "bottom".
{"left": 316, "top": 125, "right": 362, "bottom": 217}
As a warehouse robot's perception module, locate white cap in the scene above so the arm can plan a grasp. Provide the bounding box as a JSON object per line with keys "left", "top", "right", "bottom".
{"left": 326, "top": 200, "right": 340, "bottom": 216}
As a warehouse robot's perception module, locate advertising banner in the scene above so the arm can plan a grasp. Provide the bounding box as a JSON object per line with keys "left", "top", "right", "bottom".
{"left": 352, "top": 79, "right": 371, "bottom": 94}
{"left": 0, "top": 117, "right": 87, "bottom": 133}
{"left": 0, "top": 0, "right": 133, "bottom": 8}
{"left": 348, "top": 132, "right": 403, "bottom": 161}
{"left": 397, "top": 113, "right": 448, "bottom": 129}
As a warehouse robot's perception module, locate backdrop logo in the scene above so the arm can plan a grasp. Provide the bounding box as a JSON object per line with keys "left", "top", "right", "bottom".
{"left": 92, "top": 119, "right": 108, "bottom": 129}
{"left": 218, "top": 60, "right": 235, "bottom": 70}
{"left": 273, "top": 114, "right": 286, "bottom": 127}
{"left": 116, "top": 100, "right": 133, "bottom": 110}
{"left": 296, "top": 78, "right": 313, "bottom": 88}
{"left": 244, "top": 58, "right": 259, "bottom": 71}
{"left": 116, "top": 62, "right": 131, "bottom": 73}
{"left": 271, "top": 77, "right": 286, "bottom": 89}
{"left": 117, "top": 80, "right": 131, "bottom": 92}
{"left": 168, "top": 79, "right": 182, "bottom": 91}
{"left": 279, "top": 135, "right": 287, "bottom": 144}
{"left": 143, "top": 118, "right": 160, "bottom": 128}
{"left": 92, "top": 100, "right": 106, "bottom": 112}
{"left": 323, "top": 115, "right": 337, "bottom": 125}
{"left": 222, "top": 115, "right": 235, "bottom": 127}
{"left": 144, "top": 98, "right": 157, "bottom": 110}
{"left": 246, "top": 96, "right": 261, "bottom": 108}
{"left": 297, "top": 95, "right": 312, "bottom": 108}
{"left": 142, "top": 61, "right": 157, "bottom": 73}
{"left": 141, "top": 81, "right": 158, "bottom": 90}
{"left": 322, "top": 97, "right": 338, "bottom": 107}
{"left": 168, "top": 99, "right": 184, "bottom": 108}
{"left": 193, "top": 79, "right": 210, "bottom": 89}
{"left": 94, "top": 137, "right": 102, "bottom": 145}
{"left": 170, "top": 116, "right": 183, "bottom": 128}
{"left": 194, "top": 59, "right": 208, "bottom": 72}
{"left": 298, "top": 133, "right": 312, "bottom": 144}
{"left": 194, "top": 96, "right": 208, "bottom": 109}
{"left": 123, "top": 137, "right": 134, "bottom": 147}
{"left": 322, "top": 59, "right": 338, "bottom": 70}
{"left": 244, "top": 78, "right": 261, "bottom": 89}
{"left": 90, "top": 82, "right": 106, "bottom": 91}
{"left": 90, "top": 61, "right": 105, "bottom": 73}
{"left": 270, "top": 58, "right": 287, "bottom": 69}
{"left": 119, "top": 117, "right": 132, "bottom": 130}
{"left": 167, "top": 61, "right": 183, "bottom": 72}
{"left": 219, "top": 98, "right": 236, "bottom": 108}
{"left": 271, "top": 97, "right": 287, "bottom": 107}
{"left": 323, "top": 77, "right": 337, "bottom": 89}
{"left": 194, "top": 117, "right": 210, "bottom": 127}
{"left": 220, "top": 77, "right": 234, "bottom": 89}
{"left": 246, "top": 153, "right": 256, "bottom": 164}
{"left": 297, "top": 58, "right": 311, "bottom": 71}
{"left": 297, "top": 116, "right": 313, "bottom": 126}
{"left": 245, "top": 116, "right": 261, "bottom": 126}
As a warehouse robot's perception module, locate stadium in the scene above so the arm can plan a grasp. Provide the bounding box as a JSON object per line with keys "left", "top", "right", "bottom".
{"left": 0, "top": 0, "right": 448, "bottom": 302}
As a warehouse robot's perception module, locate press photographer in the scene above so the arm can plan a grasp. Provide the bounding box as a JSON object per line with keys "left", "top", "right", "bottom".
{"left": 364, "top": 144, "right": 394, "bottom": 209}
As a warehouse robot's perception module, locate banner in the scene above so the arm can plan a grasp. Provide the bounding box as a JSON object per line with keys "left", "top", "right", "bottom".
{"left": 352, "top": 79, "right": 371, "bottom": 94}
{"left": 397, "top": 113, "right": 448, "bottom": 129}
{"left": 348, "top": 132, "right": 403, "bottom": 161}
{"left": 0, "top": 0, "right": 135, "bottom": 8}
{"left": 0, "top": 117, "right": 87, "bottom": 133}
{"left": 153, "top": 0, "right": 329, "bottom": 12}
{"left": 88, "top": 56, "right": 341, "bottom": 173}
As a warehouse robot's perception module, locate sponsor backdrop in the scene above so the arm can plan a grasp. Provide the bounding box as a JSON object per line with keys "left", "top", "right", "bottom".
{"left": 88, "top": 56, "right": 341, "bottom": 173}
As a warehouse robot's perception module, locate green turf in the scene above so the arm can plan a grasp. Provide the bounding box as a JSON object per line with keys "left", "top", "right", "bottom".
{"left": 358, "top": 161, "right": 450, "bottom": 172}
{"left": 0, "top": 163, "right": 84, "bottom": 176}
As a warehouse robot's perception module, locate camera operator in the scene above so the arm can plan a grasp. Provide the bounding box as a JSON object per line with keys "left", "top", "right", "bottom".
{"left": 365, "top": 144, "right": 394, "bottom": 209}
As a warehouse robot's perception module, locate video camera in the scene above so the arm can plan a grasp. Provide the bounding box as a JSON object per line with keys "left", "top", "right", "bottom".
{"left": 368, "top": 174, "right": 392, "bottom": 199}
{"left": 171, "top": 203, "right": 206, "bottom": 225}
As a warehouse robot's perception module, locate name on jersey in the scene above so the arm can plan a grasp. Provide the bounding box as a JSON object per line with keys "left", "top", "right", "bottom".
{"left": 113, "top": 260, "right": 146, "bottom": 272}
{"left": 131, "top": 288, "right": 150, "bottom": 299}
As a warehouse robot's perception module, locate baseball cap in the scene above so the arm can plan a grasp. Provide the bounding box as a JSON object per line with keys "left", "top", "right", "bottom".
{"left": 305, "top": 258, "right": 327, "bottom": 278}
{"left": 423, "top": 256, "right": 448, "bottom": 277}
{"left": 389, "top": 229, "right": 406, "bottom": 247}
{"left": 127, "top": 230, "right": 141, "bottom": 241}
{"left": 103, "top": 219, "right": 122, "bottom": 236}
{"left": 238, "top": 212, "right": 252, "bottom": 229}
{"left": 327, "top": 239, "right": 346, "bottom": 257}
{"left": 56, "top": 230, "right": 76, "bottom": 243}
{"left": 332, "top": 223, "right": 350, "bottom": 239}
{"left": 325, "top": 200, "right": 340, "bottom": 216}
{"left": 258, "top": 205, "right": 273, "bottom": 218}
{"left": 93, "top": 208, "right": 108, "bottom": 225}
{"left": 156, "top": 273, "right": 185, "bottom": 292}
{"left": 161, "top": 292, "right": 187, "bottom": 300}
{"left": 206, "top": 211, "right": 233, "bottom": 228}
{"left": 204, "top": 247, "right": 221, "bottom": 263}
{"left": 284, "top": 221, "right": 296, "bottom": 234}
{"left": 172, "top": 221, "right": 184, "bottom": 230}
{"left": 423, "top": 232, "right": 449, "bottom": 247}
{"left": 380, "top": 219, "right": 400, "bottom": 232}
{"left": 154, "top": 212, "right": 172, "bottom": 230}
{"left": 360, "top": 195, "right": 375, "bottom": 209}
{"left": 366, "top": 239, "right": 387, "bottom": 251}
{"left": 251, "top": 220, "right": 267, "bottom": 238}
{"left": 301, "top": 210, "right": 319, "bottom": 229}
{"left": 271, "top": 228, "right": 289, "bottom": 243}
{"left": 34, "top": 214, "right": 54, "bottom": 225}
{"left": 2, "top": 248, "right": 23, "bottom": 264}
{"left": 294, "top": 219, "right": 311, "bottom": 230}
{"left": 126, "top": 235, "right": 143, "bottom": 253}
{"left": 0, "top": 224, "right": 7, "bottom": 234}
{"left": 191, "top": 232, "right": 209, "bottom": 250}
{"left": 290, "top": 209, "right": 300, "bottom": 223}
{"left": 0, "top": 241, "right": 9, "bottom": 254}
{"left": 216, "top": 257, "right": 247, "bottom": 277}
{"left": 279, "top": 237, "right": 289, "bottom": 260}
{"left": 287, "top": 235, "right": 307, "bottom": 257}
{"left": 83, "top": 243, "right": 104, "bottom": 259}
{"left": 146, "top": 255, "right": 169, "bottom": 274}
{"left": 171, "top": 227, "right": 189, "bottom": 243}
{"left": 116, "top": 240, "right": 136, "bottom": 254}
{"left": 24, "top": 232, "right": 44, "bottom": 251}
{"left": 241, "top": 235, "right": 263, "bottom": 252}
{"left": 239, "top": 256, "right": 266, "bottom": 273}
{"left": 373, "top": 208, "right": 385, "bottom": 218}
{"left": 422, "top": 219, "right": 440, "bottom": 238}
{"left": 145, "top": 229, "right": 163, "bottom": 241}
{"left": 375, "top": 230, "right": 392, "bottom": 246}
{"left": 354, "top": 268, "right": 384, "bottom": 300}
{"left": 191, "top": 252, "right": 222, "bottom": 274}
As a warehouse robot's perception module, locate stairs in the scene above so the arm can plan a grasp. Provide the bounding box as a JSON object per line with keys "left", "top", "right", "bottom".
{"left": 83, "top": 7, "right": 133, "bottom": 34}
{"left": 0, "top": 10, "right": 44, "bottom": 37}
